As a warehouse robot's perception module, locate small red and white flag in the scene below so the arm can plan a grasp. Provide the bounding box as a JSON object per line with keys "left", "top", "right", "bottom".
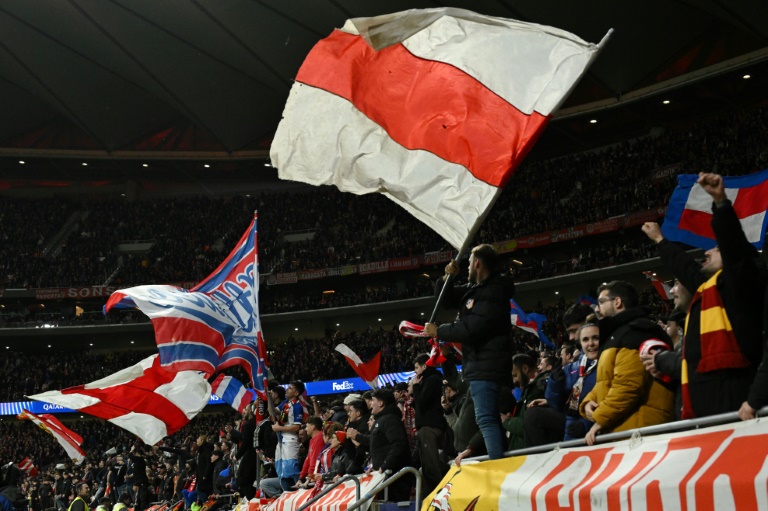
{"left": 211, "top": 374, "right": 253, "bottom": 413}
{"left": 17, "top": 457, "right": 38, "bottom": 478}
{"left": 29, "top": 355, "right": 211, "bottom": 445}
{"left": 335, "top": 343, "right": 381, "bottom": 390}
{"left": 271, "top": 8, "right": 608, "bottom": 250}
{"left": 642, "top": 271, "right": 674, "bottom": 300}
{"left": 398, "top": 321, "right": 462, "bottom": 367}
{"left": 18, "top": 410, "right": 86, "bottom": 465}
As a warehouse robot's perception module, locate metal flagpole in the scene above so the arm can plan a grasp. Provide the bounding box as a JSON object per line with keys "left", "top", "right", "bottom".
{"left": 427, "top": 187, "right": 505, "bottom": 324}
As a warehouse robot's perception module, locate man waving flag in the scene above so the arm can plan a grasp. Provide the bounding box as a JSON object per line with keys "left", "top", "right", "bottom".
{"left": 272, "top": 8, "right": 609, "bottom": 251}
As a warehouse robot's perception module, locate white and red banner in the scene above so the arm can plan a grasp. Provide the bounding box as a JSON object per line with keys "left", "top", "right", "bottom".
{"left": 643, "top": 271, "right": 674, "bottom": 300}
{"left": 18, "top": 457, "right": 38, "bottom": 478}
{"left": 265, "top": 471, "right": 384, "bottom": 511}
{"left": 423, "top": 419, "right": 768, "bottom": 511}
{"left": 17, "top": 409, "right": 86, "bottom": 464}
{"left": 335, "top": 344, "right": 380, "bottom": 390}
{"left": 29, "top": 355, "right": 211, "bottom": 445}
{"left": 272, "top": 8, "right": 606, "bottom": 250}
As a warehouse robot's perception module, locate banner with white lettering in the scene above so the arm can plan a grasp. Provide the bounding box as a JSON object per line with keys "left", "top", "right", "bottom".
{"left": 266, "top": 472, "right": 385, "bottom": 511}
{"left": 423, "top": 419, "right": 768, "bottom": 511}
{"left": 35, "top": 286, "right": 121, "bottom": 300}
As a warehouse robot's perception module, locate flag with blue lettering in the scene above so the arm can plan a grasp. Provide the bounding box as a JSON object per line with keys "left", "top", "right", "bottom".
{"left": 104, "top": 213, "right": 269, "bottom": 399}
{"left": 510, "top": 298, "right": 553, "bottom": 349}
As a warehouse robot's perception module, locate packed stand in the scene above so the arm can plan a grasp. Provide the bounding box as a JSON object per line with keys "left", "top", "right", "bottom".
{"left": 1, "top": 107, "right": 765, "bottom": 292}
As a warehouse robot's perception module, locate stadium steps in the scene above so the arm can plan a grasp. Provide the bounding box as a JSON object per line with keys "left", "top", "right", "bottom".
{"left": 43, "top": 210, "right": 89, "bottom": 259}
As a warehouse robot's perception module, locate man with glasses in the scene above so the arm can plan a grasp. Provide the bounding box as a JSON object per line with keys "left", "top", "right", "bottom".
{"left": 580, "top": 280, "right": 674, "bottom": 445}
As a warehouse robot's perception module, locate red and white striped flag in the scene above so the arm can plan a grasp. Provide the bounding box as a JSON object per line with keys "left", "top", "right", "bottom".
{"left": 211, "top": 374, "right": 253, "bottom": 413}
{"left": 272, "top": 8, "right": 608, "bottom": 249}
{"left": 17, "top": 457, "right": 38, "bottom": 478}
{"left": 335, "top": 344, "right": 381, "bottom": 390}
{"left": 29, "top": 355, "right": 211, "bottom": 445}
{"left": 642, "top": 271, "right": 674, "bottom": 300}
{"left": 18, "top": 410, "right": 86, "bottom": 465}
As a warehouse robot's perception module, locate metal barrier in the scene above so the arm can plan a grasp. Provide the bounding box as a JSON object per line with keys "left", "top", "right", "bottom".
{"left": 346, "top": 467, "right": 423, "bottom": 511}
{"left": 297, "top": 474, "right": 361, "bottom": 511}
{"left": 466, "top": 405, "right": 768, "bottom": 462}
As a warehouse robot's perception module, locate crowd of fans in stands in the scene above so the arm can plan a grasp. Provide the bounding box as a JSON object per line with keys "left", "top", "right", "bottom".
{"left": 0, "top": 233, "right": 659, "bottom": 327}
{"left": 1, "top": 107, "right": 767, "bottom": 508}
{"left": 0, "top": 283, "right": 667, "bottom": 402}
{"left": 1, "top": 107, "right": 765, "bottom": 292}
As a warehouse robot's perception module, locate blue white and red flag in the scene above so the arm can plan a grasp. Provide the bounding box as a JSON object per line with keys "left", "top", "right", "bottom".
{"left": 577, "top": 295, "right": 598, "bottom": 309}
{"left": 211, "top": 374, "right": 253, "bottom": 413}
{"left": 661, "top": 170, "right": 768, "bottom": 250}
{"left": 105, "top": 213, "right": 269, "bottom": 399}
{"left": 510, "top": 298, "right": 553, "bottom": 349}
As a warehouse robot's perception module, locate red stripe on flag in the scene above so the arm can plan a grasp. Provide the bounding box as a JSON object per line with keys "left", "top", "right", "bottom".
{"left": 296, "top": 30, "right": 548, "bottom": 187}
{"left": 732, "top": 179, "right": 768, "bottom": 218}
{"left": 679, "top": 208, "right": 714, "bottom": 239}
{"left": 61, "top": 361, "right": 191, "bottom": 436}
{"left": 40, "top": 413, "right": 84, "bottom": 445}
{"left": 152, "top": 316, "right": 226, "bottom": 354}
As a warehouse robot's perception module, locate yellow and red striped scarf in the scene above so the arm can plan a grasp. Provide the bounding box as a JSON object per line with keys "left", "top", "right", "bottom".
{"left": 681, "top": 269, "right": 751, "bottom": 418}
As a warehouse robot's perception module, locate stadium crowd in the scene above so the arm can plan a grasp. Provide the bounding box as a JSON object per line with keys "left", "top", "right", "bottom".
{"left": 1, "top": 101, "right": 767, "bottom": 508}
{"left": 0, "top": 233, "right": 659, "bottom": 328}
{"left": 1, "top": 107, "right": 765, "bottom": 292}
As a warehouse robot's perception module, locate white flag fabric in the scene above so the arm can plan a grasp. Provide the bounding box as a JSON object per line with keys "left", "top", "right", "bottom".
{"left": 29, "top": 355, "right": 211, "bottom": 445}
{"left": 18, "top": 410, "right": 87, "bottom": 465}
{"left": 272, "top": 8, "right": 607, "bottom": 249}
{"left": 335, "top": 343, "right": 380, "bottom": 390}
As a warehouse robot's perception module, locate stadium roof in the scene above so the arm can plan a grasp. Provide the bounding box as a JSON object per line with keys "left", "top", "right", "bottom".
{"left": 0, "top": 0, "right": 766, "bottom": 157}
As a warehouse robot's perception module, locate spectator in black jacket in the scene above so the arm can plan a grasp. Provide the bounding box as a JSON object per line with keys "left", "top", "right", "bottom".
{"left": 367, "top": 389, "right": 412, "bottom": 502}
{"left": 230, "top": 405, "right": 256, "bottom": 500}
{"left": 194, "top": 436, "right": 214, "bottom": 500}
{"left": 209, "top": 450, "right": 228, "bottom": 495}
{"left": 128, "top": 444, "right": 149, "bottom": 511}
{"left": 425, "top": 244, "right": 515, "bottom": 460}
{"left": 410, "top": 354, "right": 448, "bottom": 493}
{"left": 342, "top": 400, "right": 369, "bottom": 474}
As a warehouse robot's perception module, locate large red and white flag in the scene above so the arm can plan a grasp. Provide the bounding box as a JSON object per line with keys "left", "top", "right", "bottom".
{"left": 29, "top": 355, "right": 211, "bottom": 445}
{"left": 18, "top": 409, "right": 86, "bottom": 465}
{"left": 335, "top": 343, "right": 381, "bottom": 390}
{"left": 272, "top": 8, "right": 608, "bottom": 249}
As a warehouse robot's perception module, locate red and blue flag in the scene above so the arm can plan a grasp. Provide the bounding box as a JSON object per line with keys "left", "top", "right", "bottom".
{"left": 105, "top": 213, "right": 270, "bottom": 399}
{"left": 661, "top": 170, "right": 768, "bottom": 250}
{"left": 510, "top": 298, "right": 553, "bottom": 348}
{"left": 211, "top": 374, "right": 253, "bottom": 413}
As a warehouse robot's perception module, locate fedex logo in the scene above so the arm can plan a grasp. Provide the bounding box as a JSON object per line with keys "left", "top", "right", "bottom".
{"left": 332, "top": 381, "right": 354, "bottom": 391}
